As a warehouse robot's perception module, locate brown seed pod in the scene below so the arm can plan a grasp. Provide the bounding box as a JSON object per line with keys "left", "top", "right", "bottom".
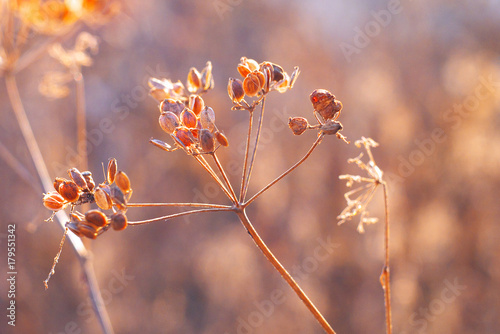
{"left": 200, "top": 107, "right": 216, "bottom": 132}
{"left": 215, "top": 131, "right": 229, "bottom": 147}
{"left": 228, "top": 77, "right": 245, "bottom": 103}
{"left": 94, "top": 185, "right": 113, "bottom": 210}
{"left": 58, "top": 180, "right": 80, "bottom": 202}
{"left": 288, "top": 117, "right": 309, "bottom": 136}
{"left": 310, "top": 89, "right": 343, "bottom": 121}
{"left": 180, "top": 108, "right": 197, "bottom": 128}
{"left": 200, "top": 61, "right": 214, "bottom": 91}
{"left": 174, "top": 127, "right": 196, "bottom": 148}
{"left": 110, "top": 186, "right": 127, "bottom": 210}
{"left": 66, "top": 222, "right": 83, "bottom": 237}
{"left": 187, "top": 67, "right": 201, "bottom": 93}
{"left": 81, "top": 171, "right": 95, "bottom": 192}
{"left": 43, "top": 191, "right": 66, "bottom": 211}
{"left": 110, "top": 212, "right": 128, "bottom": 231}
{"left": 107, "top": 158, "right": 117, "bottom": 184}
{"left": 68, "top": 168, "right": 88, "bottom": 190}
{"left": 271, "top": 63, "right": 285, "bottom": 82}
{"left": 320, "top": 119, "right": 343, "bottom": 135}
{"left": 85, "top": 209, "right": 108, "bottom": 227}
{"left": 160, "top": 99, "right": 185, "bottom": 116}
{"left": 199, "top": 129, "right": 215, "bottom": 152}
{"left": 243, "top": 71, "right": 265, "bottom": 97}
{"left": 159, "top": 111, "right": 180, "bottom": 134}
{"left": 53, "top": 177, "right": 68, "bottom": 193}
{"left": 78, "top": 223, "right": 99, "bottom": 239}
{"left": 150, "top": 138, "right": 172, "bottom": 152}
{"left": 115, "top": 171, "right": 131, "bottom": 194}
{"left": 189, "top": 95, "right": 205, "bottom": 115}
{"left": 238, "top": 57, "right": 259, "bottom": 77}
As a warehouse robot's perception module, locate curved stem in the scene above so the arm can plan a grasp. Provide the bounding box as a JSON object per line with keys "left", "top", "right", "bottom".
{"left": 127, "top": 202, "right": 231, "bottom": 209}
{"left": 235, "top": 209, "right": 335, "bottom": 334}
{"left": 244, "top": 133, "right": 325, "bottom": 207}
{"left": 380, "top": 182, "right": 392, "bottom": 334}
{"left": 128, "top": 207, "right": 234, "bottom": 225}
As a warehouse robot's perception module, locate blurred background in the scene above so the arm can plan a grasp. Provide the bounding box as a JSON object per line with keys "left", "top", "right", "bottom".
{"left": 1, "top": 0, "right": 500, "bottom": 333}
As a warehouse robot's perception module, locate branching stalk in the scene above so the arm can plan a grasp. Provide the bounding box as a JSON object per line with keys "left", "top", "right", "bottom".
{"left": 381, "top": 182, "right": 392, "bottom": 334}
{"left": 128, "top": 207, "right": 233, "bottom": 225}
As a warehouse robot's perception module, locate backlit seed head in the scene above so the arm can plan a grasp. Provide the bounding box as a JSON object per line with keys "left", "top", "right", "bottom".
{"left": 310, "top": 89, "right": 343, "bottom": 121}
{"left": 115, "top": 171, "right": 131, "bottom": 194}
{"left": 78, "top": 223, "right": 99, "bottom": 239}
{"left": 180, "top": 108, "right": 197, "bottom": 128}
{"left": 243, "top": 71, "right": 265, "bottom": 97}
{"left": 68, "top": 168, "right": 87, "bottom": 190}
{"left": 160, "top": 99, "right": 185, "bottom": 116}
{"left": 66, "top": 222, "right": 83, "bottom": 237}
{"left": 43, "top": 191, "right": 66, "bottom": 211}
{"left": 58, "top": 180, "right": 80, "bottom": 202}
{"left": 110, "top": 212, "right": 128, "bottom": 231}
{"left": 159, "top": 111, "right": 180, "bottom": 134}
{"left": 201, "top": 61, "right": 214, "bottom": 91}
{"left": 288, "top": 117, "right": 309, "bottom": 135}
{"left": 199, "top": 129, "right": 215, "bottom": 152}
{"left": 260, "top": 63, "right": 273, "bottom": 93}
{"left": 85, "top": 209, "right": 108, "bottom": 227}
{"left": 174, "top": 127, "right": 196, "bottom": 148}
{"left": 150, "top": 138, "right": 172, "bottom": 152}
{"left": 110, "top": 186, "right": 127, "bottom": 210}
{"left": 107, "top": 158, "right": 117, "bottom": 184}
{"left": 215, "top": 131, "right": 229, "bottom": 147}
{"left": 187, "top": 67, "right": 202, "bottom": 93}
{"left": 81, "top": 171, "right": 95, "bottom": 192}
{"left": 200, "top": 106, "right": 216, "bottom": 132}
{"left": 189, "top": 95, "right": 205, "bottom": 115}
{"left": 238, "top": 57, "right": 259, "bottom": 77}
{"left": 53, "top": 177, "right": 68, "bottom": 193}
{"left": 94, "top": 185, "right": 113, "bottom": 210}
{"left": 228, "top": 77, "right": 245, "bottom": 103}
{"left": 149, "top": 88, "right": 168, "bottom": 102}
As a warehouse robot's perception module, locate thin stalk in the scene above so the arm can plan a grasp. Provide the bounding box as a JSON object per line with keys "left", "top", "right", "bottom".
{"left": 239, "top": 108, "right": 254, "bottom": 202}
{"left": 211, "top": 152, "right": 237, "bottom": 202}
{"left": 235, "top": 209, "right": 335, "bottom": 334}
{"left": 380, "top": 182, "right": 392, "bottom": 334}
{"left": 128, "top": 207, "right": 233, "bottom": 225}
{"left": 193, "top": 153, "right": 237, "bottom": 203}
{"left": 5, "top": 74, "right": 114, "bottom": 334}
{"left": 127, "top": 202, "right": 231, "bottom": 209}
{"left": 74, "top": 71, "right": 88, "bottom": 171}
{"left": 244, "top": 133, "right": 325, "bottom": 207}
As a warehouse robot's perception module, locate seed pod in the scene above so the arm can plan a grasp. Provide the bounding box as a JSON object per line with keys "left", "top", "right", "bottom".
{"left": 243, "top": 71, "right": 265, "bottom": 97}
{"left": 110, "top": 186, "right": 127, "bottom": 210}
{"left": 199, "top": 129, "right": 215, "bottom": 152}
{"left": 174, "top": 126, "right": 196, "bottom": 148}
{"left": 58, "top": 180, "right": 80, "bottom": 202}
{"left": 187, "top": 67, "right": 201, "bottom": 93}
{"left": 215, "top": 131, "right": 229, "bottom": 147}
{"left": 275, "top": 73, "right": 290, "bottom": 93}
{"left": 288, "top": 117, "right": 309, "bottom": 135}
{"left": 238, "top": 57, "right": 259, "bottom": 77}
{"left": 149, "top": 88, "right": 168, "bottom": 102}
{"left": 68, "top": 168, "right": 87, "bottom": 190}
{"left": 107, "top": 158, "right": 117, "bottom": 184}
{"left": 115, "top": 171, "right": 131, "bottom": 194}
{"left": 189, "top": 95, "right": 205, "bottom": 115}
{"left": 200, "top": 61, "right": 214, "bottom": 91}
{"left": 43, "top": 191, "right": 66, "bottom": 211}
{"left": 94, "top": 185, "right": 113, "bottom": 210}
{"left": 78, "top": 223, "right": 99, "bottom": 239}
{"left": 159, "top": 111, "right": 179, "bottom": 134}
{"left": 228, "top": 78, "right": 245, "bottom": 103}
{"left": 150, "top": 138, "right": 172, "bottom": 152}
{"left": 180, "top": 108, "right": 197, "bottom": 128}
{"left": 81, "top": 171, "right": 95, "bottom": 192}
{"left": 172, "top": 80, "right": 185, "bottom": 95}
{"left": 66, "top": 222, "right": 83, "bottom": 237}
{"left": 200, "top": 107, "right": 216, "bottom": 132}
{"left": 110, "top": 212, "right": 128, "bottom": 231}
{"left": 54, "top": 177, "right": 68, "bottom": 193}
{"left": 271, "top": 63, "right": 285, "bottom": 82}
{"left": 320, "top": 119, "right": 343, "bottom": 135}
{"left": 160, "top": 99, "right": 185, "bottom": 116}
{"left": 85, "top": 209, "right": 108, "bottom": 227}
{"left": 310, "top": 89, "right": 343, "bottom": 121}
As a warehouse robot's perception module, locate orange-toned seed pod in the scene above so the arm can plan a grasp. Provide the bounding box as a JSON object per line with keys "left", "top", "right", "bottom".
{"left": 85, "top": 209, "right": 108, "bottom": 227}
{"left": 107, "top": 158, "right": 117, "bottom": 184}
{"left": 215, "top": 131, "right": 229, "bottom": 147}
{"left": 200, "top": 106, "right": 216, "bottom": 131}
{"left": 174, "top": 126, "right": 196, "bottom": 148}
{"left": 149, "top": 88, "right": 168, "bottom": 102}
{"left": 187, "top": 67, "right": 201, "bottom": 93}
{"left": 78, "top": 223, "right": 99, "bottom": 239}
{"left": 110, "top": 212, "right": 128, "bottom": 231}
{"left": 110, "top": 186, "right": 127, "bottom": 210}
{"left": 159, "top": 111, "right": 180, "bottom": 134}
{"left": 115, "top": 171, "right": 131, "bottom": 194}
{"left": 275, "top": 73, "right": 290, "bottom": 93}
{"left": 81, "top": 171, "right": 95, "bottom": 192}
{"left": 172, "top": 80, "right": 185, "bottom": 95}
{"left": 58, "top": 180, "right": 80, "bottom": 202}
{"left": 54, "top": 177, "right": 68, "bottom": 193}
{"left": 180, "top": 108, "right": 197, "bottom": 128}
{"left": 94, "top": 185, "right": 113, "bottom": 210}
{"left": 68, "top": 168, "right": 87, "bottom": 190}
{"left": 243, "top": 71, "right": 264, "bottom": 97}
{"left": 189, "top": 95, "right": 205, "bottom": 115}
{"left": 199, "top": 129, "right": 215, "bottom": 152}
{"left": 310, "top": 89, "right": 343, "bottom": 121}
{"left": 43, "top": 191, "right": 66, "bottom": 211}
{"left": 288, "top": 117, "right": 309, "bottom": 135}
{"left": 237, "top": 63, "right": 251, "bottom": 78}
{"left": 228, "top": 78, "right": 245, "bottom": 103}
{"left": 200, "top": 61, "right": 214, "bottom": 91}
{"left": 160, "top": 99, "right": 185, "bottom": 116}
{"left": 66, "top": 222, "right": 83, "bottom": 237}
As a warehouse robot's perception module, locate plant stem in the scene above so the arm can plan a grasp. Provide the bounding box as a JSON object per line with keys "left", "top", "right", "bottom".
{"left": 235, "top": 208, "right": 335, "bottom": 334}
{"left": 192, "top": 153, "right": 236, "bottom": 203}
{"left": 75, "top": 71, "right": 88, "bottom": 172}
{"left": 5, "top": 74, "right": 114, "bottom": 334}
{"left": 128, "top": 207, "right": 233, "bottom": 225}
{"left": 212, "top": 152, "right": 237, "bottom": 202}
{"left": 244, "top": 133, "right": 325, "bottom": 207}
{"left": 239, "top": 107, "right": 254, "bottom": 202}
{"left": 381, "top": 182, "right": 392, "bottom": 334}
{"left": 127, "top": 202, "right": 231, "bottom": 209}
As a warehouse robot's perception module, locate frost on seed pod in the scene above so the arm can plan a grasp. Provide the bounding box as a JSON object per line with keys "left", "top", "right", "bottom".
{"left": 159, "top": 111, "right": 179, "bottom": 134}
{"left": 58, "top": 180, "right": 80, "bottom": 202}
{"left": 200, "top": 129, "right": 215, "bottom": 152}
{"left": 243, "top": 71, "right": 265, "bottom": 97}
{"left": 310, "top": 89, "right": 343, "bottom": 121}
{"left": 187, "top": 67, "right": 201, "bottom": 93}
{"left": 180, "top": 108, "right": 197, "bottom": 128}
{"left": 107, "top": 158, "right": 117, "bottom": 184}
{"left": 215, "top": 131, "right": 229, "bottom": 147}
{"left": 115, "top": 171, "right": 131, "bottom": 194}
{"left": 94, "top": 185, "right": 113, "bottom": 210}
{"left": 85, "top": 209, "right": 108, "bottom": 228}
{"left": 189, "top": 95, "right": 205, "bottom": 115}
{"left": 200, "top": 107, "right": 216, "bottom": 132}
{"left": 160, "top": 99, "right": 185, "bottom": 116}
{"left": 228, "top": 77, "right": 245, "bottom": 103}
{"left": 111, "top": 212, "right": 128, "bottom": 231}
{"left": 81, "top": 171, "right": 95, "bottom": 192}
{"left": 43, "top": 191, "right": 66, "bottom": 211}
{"left": 288, "top": 117, "right": 309, "bottom": 135}
{"left": 68, "top": 168, "right": 87, "bottom": 190}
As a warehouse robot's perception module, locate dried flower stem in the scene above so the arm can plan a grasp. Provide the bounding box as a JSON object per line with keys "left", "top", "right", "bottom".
{"left": 381, "top": 182, "right": 392, "bottom": 334}
{"left": 239, "top": 104, "right": 255, "bottom": 201}
{"left": 127, "top": 202, "right": 231, "bottom": 209}
{"left": 235, "top": 208, "right": 335, "bottom": 334}
{"left": 128, "top": 207, "right": 233, "bottom": 225}
{"left": 212, "top": 152, "right": 237, "bottom": 202}
{"left": 75, "top": 71, "right": 88, "bottom": 172}
{"left": 192, "top": 153, "right": 235, "bottom": 202}
{"left": 5, "top": 74, "right": 114, "bottom": 334}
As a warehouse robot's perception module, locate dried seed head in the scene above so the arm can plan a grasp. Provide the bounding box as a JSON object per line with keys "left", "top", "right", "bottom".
{"left": 215, "top": 131, "right": 229, "bottom": 147}
{"left": 150, "top": 138, "right": 172, "bottom": 152}
{"left": 58, "top": 180, "right": 81, "bottom": 202}
{"left": 238, "top": 57, "right": 259, "bottom": 77}
{"left": 43, "top": 191, "right": 66, "bottom": 211}
{"left": 149, "top": 88, "right": 168, "bottom": 102}
{"left": 107, "top": 158, "right": 117, "bottom": 184}
{"left": 174, "top": 127, "right": 196, "bottom": 148}
{"left": 200, "top": 106, "right": 216, "bottom": 132}
{"left": 85, "top": 209, "right": 108, "bottom": 228}
{"left": 320, "top": 119, "right": 343, "bottom": 135}
{"left": 288, "top": 117, "right": 309, "bottom": 135}
{"left": 110, "top": 212, "right": 128, "bottom": 231}
{"left": 53, "top": 177, "right": 68, "bottom": 193}
{"left": 94, "top": 185, "right": 113, "bottom": 210}
{"left": 160, "top": 99, "right": 185, "bottom": 116}
{"left": 172, "top": 80, "right": 185, "bottom": 95}
{"left": 110, "top": 186, "right": 127, "bottom": 210}
{"left": 66, "top": 222, "right": 83, "bottom": 237}
{"left": 68, "top": 168, "right": 87, "bottom": 190}
{"left": 189, "top": 95, "right": 205, "bottom": 115}
{"left": 159, "top": 111, "right": 180, "bottom": 134}
{"left": 243, "top": 71, "right": 265, "bottom": 97}
{"left": 200, "top": 61, "right": 214, "bottom": 91}
{"left": 81, "top": 171, "right": 95, "bottom": 192}
{"left": 228, "top": 77, "right": 245, "bottom": 103}
{"left": 199, "top": 129, "right": 215, "bottom": 152}
{"left": 115, "top": 171, "right": 131, "bottom": 194}
{"left": 78, "top": 223, "right": 99, "bottom": 239}
{"left": 310, "top": 89, "right": 343, "bottom": 121}
{"left": 180, "top": 108, "right": 197, "bottom": 128}
{"left": 187, "top": 67, "right": 202, "bottom": 93}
